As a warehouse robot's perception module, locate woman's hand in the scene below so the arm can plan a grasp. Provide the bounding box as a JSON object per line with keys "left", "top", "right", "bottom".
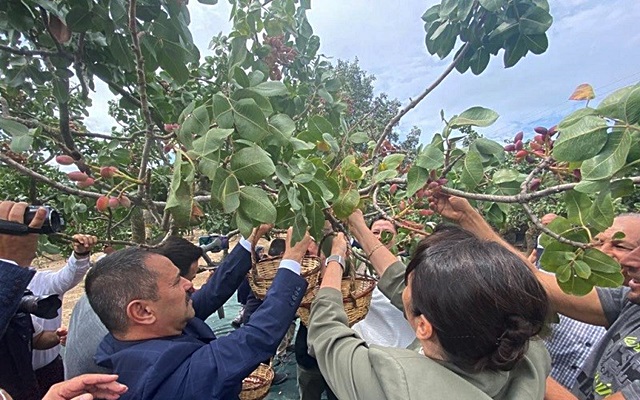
{"left": 429, "top": 193, "right": 475, "bottom": 224}
{"left": 330, "top": 232, "right": 348, "bottom": 258}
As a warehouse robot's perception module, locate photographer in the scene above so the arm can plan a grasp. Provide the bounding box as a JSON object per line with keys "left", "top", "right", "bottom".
{"left": 0, "top": 200, "right": 48, "bottom": 400}
{"left": 29, "top": 233, "right": 98, "bottom": 396}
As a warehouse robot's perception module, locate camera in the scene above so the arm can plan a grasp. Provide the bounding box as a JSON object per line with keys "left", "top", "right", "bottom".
{"left": 17, "top": 291, "right": 62, "bottom": 319}
{"left": 0, "top": 205, "right": 65, "bottom": 235}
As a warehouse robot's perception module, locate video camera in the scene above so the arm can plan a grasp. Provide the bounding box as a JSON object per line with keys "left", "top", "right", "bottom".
{"left": 17, "top": 290, "right": 62, "bottom": 319}
{"left": 0, "top": 205, "right": 65, "bottom": 235}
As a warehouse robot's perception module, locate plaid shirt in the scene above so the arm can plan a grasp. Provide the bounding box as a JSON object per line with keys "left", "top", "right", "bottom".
{"left": 544, "top": 315, "right": 606, "bottom": 389}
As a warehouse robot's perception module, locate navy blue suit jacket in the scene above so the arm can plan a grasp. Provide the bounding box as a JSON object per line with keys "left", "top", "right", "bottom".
{"left": 95, "top": 245, "right": 307, "bottom": 399}
{"left": 0, "top": 260, "right": 35, "bottom": 337}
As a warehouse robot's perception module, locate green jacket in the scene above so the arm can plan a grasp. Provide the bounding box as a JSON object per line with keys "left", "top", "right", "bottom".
{"left": 308, "top": 261, "right": 550, "bottom": 400}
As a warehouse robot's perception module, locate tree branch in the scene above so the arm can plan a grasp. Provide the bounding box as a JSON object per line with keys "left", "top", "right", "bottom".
{"left": 522, "top": 202, "right": 589, "bottom": 249}
{"left": 128, "top": 0, "right": 156, "bottom": 197}
{"left": 0, "top": 44, "right": 72, "bottom": 60}
{"left": 0, "top": 153, "right": 102, "bottom": 199}
{"left": 373, "top": 42, "right": 470, "bottom": 156}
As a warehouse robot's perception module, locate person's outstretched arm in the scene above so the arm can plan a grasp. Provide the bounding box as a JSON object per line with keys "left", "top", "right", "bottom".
{"left": 176, "top": 227, "right": 310, "bottom": 398}
{"left": 430, "top": 193, "right": 608, "bottom": 327}
{"left": 191, "top": 225, "right": 271, "bottom": 320}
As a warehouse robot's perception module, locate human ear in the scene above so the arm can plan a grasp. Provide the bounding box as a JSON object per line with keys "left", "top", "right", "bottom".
{"left": 126, "top": 300, "right": 156, "bottom": 326}
{"left": 414, "top": 314, "right": 435, "bottom": 341}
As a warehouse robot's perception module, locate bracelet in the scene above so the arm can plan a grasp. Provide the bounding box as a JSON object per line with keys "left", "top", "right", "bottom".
{"left": 367, "top": 242, "right": 385, "bottom": 258}
{"left": 74, "top": 250, "right": 91, "bottom": 257}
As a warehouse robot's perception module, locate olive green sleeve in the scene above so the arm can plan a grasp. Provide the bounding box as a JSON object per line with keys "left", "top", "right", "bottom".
{"left": 377, "top": 260, "right": 407, "bottom": 311}
{"left": 307, "top": 287, "right": 384, "bottom": 400}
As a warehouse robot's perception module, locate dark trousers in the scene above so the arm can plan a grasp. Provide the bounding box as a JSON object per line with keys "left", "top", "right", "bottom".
{"left": 36, "top": 355, "right": 65, "bottom": 397}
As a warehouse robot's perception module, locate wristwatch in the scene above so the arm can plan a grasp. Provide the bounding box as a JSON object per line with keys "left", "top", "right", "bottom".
{"left": 325, "top": 254, "right": 345, "bottom": 270}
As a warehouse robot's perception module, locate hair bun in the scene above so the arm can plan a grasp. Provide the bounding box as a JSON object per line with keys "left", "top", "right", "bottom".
{"left": 488, "top": 315, "right": 540, "bottom": 371}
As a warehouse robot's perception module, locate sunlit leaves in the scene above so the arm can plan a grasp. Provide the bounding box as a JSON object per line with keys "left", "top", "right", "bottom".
{"left": 553, "top": 115, "right": 608, "bottom": 161}
{"left": 460, "top": 148, "right": 483, "bottom": 190}
{"left": 449, "top": 107, "right": 499, "bottom": 128}
{"left": 580, "top": 130, "right": 631, "bottom": 181}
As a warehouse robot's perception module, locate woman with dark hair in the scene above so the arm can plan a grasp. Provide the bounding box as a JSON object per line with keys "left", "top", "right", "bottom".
{"left": 306, "top": 209, "right": 550, "bottom": 399}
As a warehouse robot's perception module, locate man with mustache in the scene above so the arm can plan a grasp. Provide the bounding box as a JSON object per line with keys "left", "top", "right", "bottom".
{"left": 86, "top": 227, "right": 310, "bottom": 399}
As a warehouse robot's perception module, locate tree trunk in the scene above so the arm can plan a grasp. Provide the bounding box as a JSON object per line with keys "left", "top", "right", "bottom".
{"left": 130, "top": 207, "right": 146, "bottom": 244}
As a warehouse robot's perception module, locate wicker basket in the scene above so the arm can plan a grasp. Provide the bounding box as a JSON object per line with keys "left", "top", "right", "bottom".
{"left": 298, "top": 275, "right": 377, "bottom": 327}
{"left": 249, "top": 256, "right": 321, "bottom": 301}
{"left": 239, "top": 363, "right": 274, "bottom": 400}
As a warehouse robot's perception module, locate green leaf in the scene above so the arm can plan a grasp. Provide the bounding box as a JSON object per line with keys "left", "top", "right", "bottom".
{"left": 239, "top": 186, "right": 276, "bottom": 224}
{"left": 557, "top": 273, "right": 594, "bottom": 296}
{"left": 519, "top": 6, "right": 553, "bottom": 35}
{"left": 232, "top": 89, "right": 273, "bottom": 117}
{"left": 573, "top": 260, "right": 591, "bottom": 280}
{"left": 556, "top": 263, "right": 572, "bottom": 283}
{"left": 580, "top": 130, "right": 632, "bottom": 180}
{"left": 581, "top": 248, "right": 621, "bottom": 274}
{"left": 406, "top": 166, "right": 428, "bottom": 197}
{"left": 460, "top": 149, "right": 483, "bottom": 190}
{"left": 540, "top": 217, "right": 590, "bottom": 248}
{"left": 165, "top": 159, "right": 194, "bottom": 227}
{"left": 198, "top": 158, "right": 218, "bottom": 180}
{"left": 473, "top": 138, "right": 505, "bottom": 156}
{"left": 228, "top": 37, "right": 247, "bottom": 74}
{"left": 269, "top": 114, "right": 296, "bottom": 142}
{"left": 586, "top": 190, "right": 614, "bottom": 233}
{"left": 307, "top": 202, "right": 325, "bottom": 242}
{"left": 374, "top": 169, "right": 398, "bottom": 183}
{"left": 478, "top": 0, "right": 503, "bottom": 12}
{"left": 381, "top": 154, "right": 405, "bottom": 170}
{"left": 449, "top": 107, "right": 499, "bottom": 128}
{"left": 10, "top": 131, "right": 34, "bottom": 152}
{"left": 233, "top": 98, "right": 270, "bottom": 142}
{"left": 553, "top": 116, "right": 608, "bottom": 161}
{"left": 333, "top": 189, "right": 360, "bottom": 219}
{"left": 588, "top": 270, "right": 624, "bottom": 289}
{"left": 249, "top": 81, "right": 288, "bottom": 97}
{"left": 523, "top": 34, "right": 548, "bottom": 55}
{"left": 157, "top": 41, "right": 190, "bottom": 84}
{"left": 233, "top": 67, "right": 250, "bottom": 88}
{"left": 308, "top": 115, "right": 334, "bottom": 136}
{"left": 0, "top": 118, "right": 29, "bottom": 137}
{"left": 503, "top": 35, "right": 528, "bottom": 68}
{"left": 192, "top": 128, "right": 233, "bottom": 157}
{"left": 610, "top": 178, "right": 635, "bottom": 198}
{"left": 415, "top": 144, "right": 444, "bottom": 170}
{"left": 574, "top": 180, "right": 609, "bottom": 194}
{"left": 597, "top": 84, "right": 640, "bottom": 123}
{"left": 66, "top": 7, "right": 94, "bottom": 32}
{"left": 565, "top": 190, "right": 591, "bottom": 227}
{"left": 52, "top": 79, "right": 69, "bottom": 103}
{"left": 197, "top": 0, "right": 218, "bottom": 4}
{"left": 230, "top": 146, "right": 276, "bottom": 184}
{"left": 235, "top": 209, "right": 254, "bottom": 239}
{"left": 109, "top": 35, "right": 134, "bottom": 71}
{"left": 539, "top": 241, "right": 576, "bottom": 274}
{"left": 212, "top": 94, "right": 234, "bottom": 129}
{"left": 220, "top": 173, "right": 240, "bottom": 213}
{"left": 178, "top": 105, "right": 209, "bottom": 149}
{"left": 492, "top": 169, "right": 522, "bottom": 184}
{"left": 349, "top": 131, "right": 369, "bottom": 144}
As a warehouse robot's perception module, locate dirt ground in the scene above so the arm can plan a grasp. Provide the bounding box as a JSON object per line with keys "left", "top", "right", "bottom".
{"left": 32, "top": 235, "right": 268, "bottom": 328}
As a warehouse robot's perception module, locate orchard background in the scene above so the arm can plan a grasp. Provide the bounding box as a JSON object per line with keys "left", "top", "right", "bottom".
{"left": 1, "top": 0, "right": 639, "bottom": 295}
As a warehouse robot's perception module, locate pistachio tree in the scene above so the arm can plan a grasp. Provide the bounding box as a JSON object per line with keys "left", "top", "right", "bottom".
{"left": 2, "top": 0, "right": 637, "bottom": 293}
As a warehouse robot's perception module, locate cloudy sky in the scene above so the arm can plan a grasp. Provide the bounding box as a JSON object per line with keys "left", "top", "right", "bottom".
{"left": 87, "top": 0, "right": 640, "bottom": 144}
